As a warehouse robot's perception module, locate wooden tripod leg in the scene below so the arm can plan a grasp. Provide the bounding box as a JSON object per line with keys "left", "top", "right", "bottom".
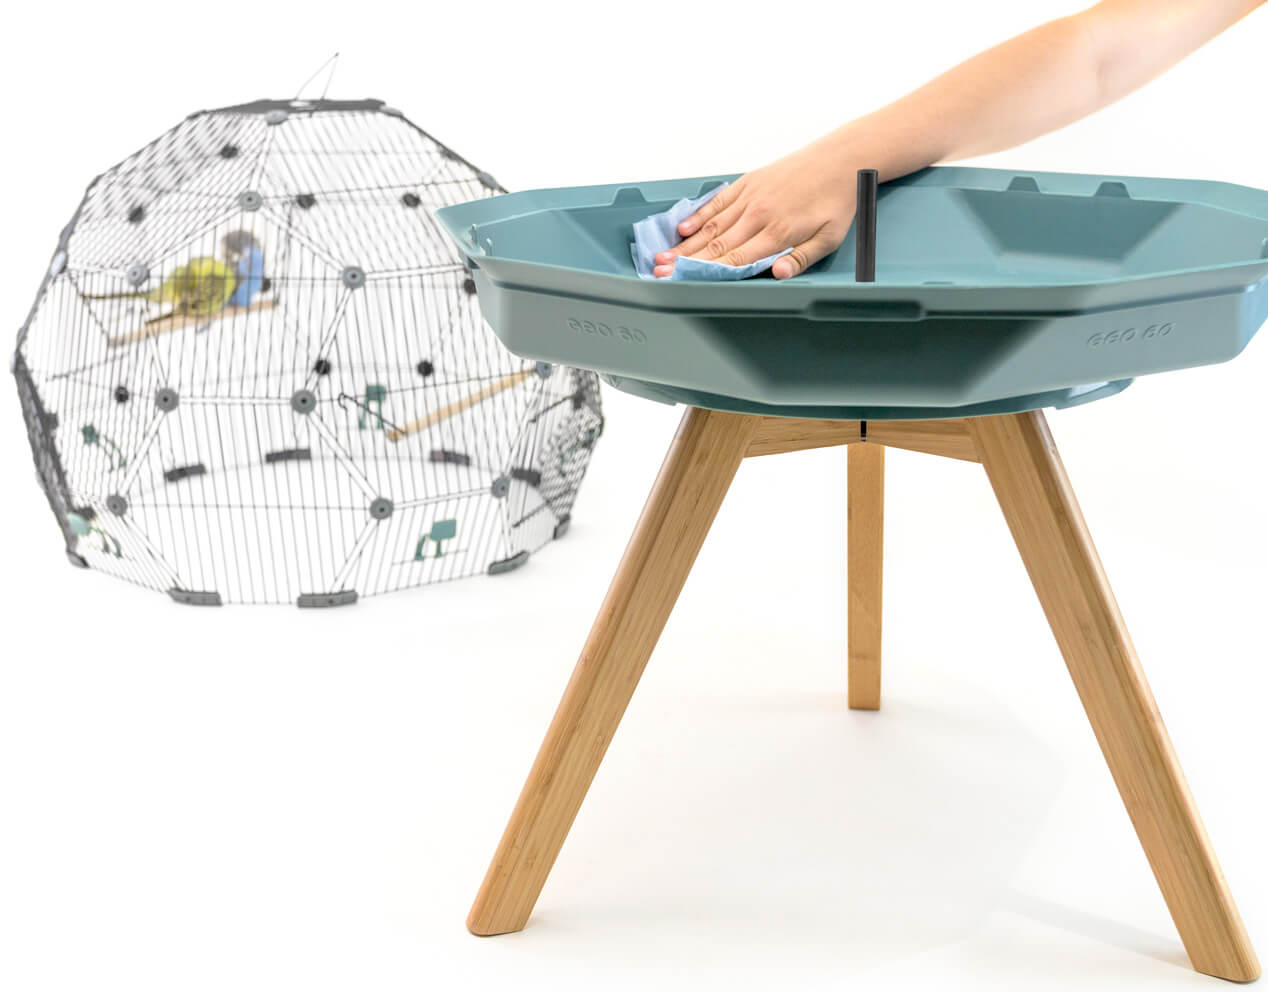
{"left": 467, "top": 407, "right": 759, "bottom": 937}
{"left": 971, "top": 410, "right": 1259, "bottom": 983}
{"left": 848, "top": 443, "right": 884, "bottom": 710}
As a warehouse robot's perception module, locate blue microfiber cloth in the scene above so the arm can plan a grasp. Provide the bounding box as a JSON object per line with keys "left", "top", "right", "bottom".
{"left": 630, "top": 183, "right": 792, "bottom": 281}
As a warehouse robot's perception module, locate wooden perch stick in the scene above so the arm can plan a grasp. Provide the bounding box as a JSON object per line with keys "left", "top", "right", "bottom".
{"left": 387, "top": 368, "right": 534, "bottom": 442}
{"left": 107, "top": 299, "right": 278, "bottom": 348}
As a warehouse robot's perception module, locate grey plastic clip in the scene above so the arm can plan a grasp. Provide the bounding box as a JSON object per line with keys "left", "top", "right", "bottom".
{"left": 164, "top": 463, "right": 206, "bottom": 483}
{"left": 126, "top": 263, "right": 150, "bottom": 288}
{"left": 238, "top": 190, "right": 263, "bottom": 211}
{"left": 291, "top": 389, "right": 317, "bottom": 414}
{"left": 369, "top": 497, "right": 394, "bottom": 520}
{"left": 106, "top": 493, "right": 128, "bottom": 516}
{"left": 265, "top": 109, "right": 288, "bottom": 126}
{"left": 490, "top": 475, "right": 510, "bottom": 499}
{"left": 168, "top": 588, "right": 223, "bottom": 606}
{"left": 553, "top": 514, "right": 571, "bottom": 540}
{"left": 534, "top": 361, "right": 553, "bottom": 379}
{"left": 430, "top": 449, "right": 470, "bottom": 466}
{"left": 297, "top": 590, "right": 358, "bottom": 608}
{"left": 155, "top": 387, "right": 179, "bottom": 412}
{"left": 264, "top": 447, "right": 312, "bottom": 464}
{"left": 49, "top": 251, "right": 67, "bottom": 277}
{"left": 66, "top": 549, "right": 89, "bottom": 569}
{"left": 475, "top": 170, "right": 499, "bottom": 189}
{"left": 341, "top": 266, "right": 366, "bottom": 289}
{"left": 487, "top": 550, "right": 530, "bottom": 575}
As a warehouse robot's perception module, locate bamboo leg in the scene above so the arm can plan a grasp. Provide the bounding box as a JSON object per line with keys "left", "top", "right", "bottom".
{"left": 467, "top": 406, "right": 759, "bottom": 936}
{"left": 971, "top": 410, "right": 1259, "bottom": 983}
{"left": 848, "top": 443, "right": 884, "bottom": 710}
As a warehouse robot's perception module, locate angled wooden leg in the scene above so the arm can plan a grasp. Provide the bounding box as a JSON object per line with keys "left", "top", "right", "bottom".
{"left": 467, "top": 406, "right": 759, "bottom": 936}
{"left": 971, "top": 410, "right": 1259, "bottom": 983}
{"left": 848, "top": 442, "right": 884, "bottom": 710}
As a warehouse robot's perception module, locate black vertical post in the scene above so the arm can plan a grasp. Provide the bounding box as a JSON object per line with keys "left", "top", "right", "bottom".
{"left": 855, "top": 169, "right": 878, "bottom": 283}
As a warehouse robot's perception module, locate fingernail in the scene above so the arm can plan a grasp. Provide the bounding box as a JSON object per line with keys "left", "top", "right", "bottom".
{"left": 653, "top": 264, "right": 672, "bottom": 278}
{"left": 678, "top": 220, "right": 696, "bottom": 235}
{"left": 654, "top": 250, "right": 676, "bottom": 263}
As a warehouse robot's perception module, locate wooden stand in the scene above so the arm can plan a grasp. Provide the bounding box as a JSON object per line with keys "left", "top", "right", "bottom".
{"left": 466, "top": 406, "right": 1260, "bottom": 983}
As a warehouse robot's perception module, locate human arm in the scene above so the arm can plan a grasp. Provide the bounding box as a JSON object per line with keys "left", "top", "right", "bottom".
{"left": 655, "top": 0, "right": 1265, "bottom": 279}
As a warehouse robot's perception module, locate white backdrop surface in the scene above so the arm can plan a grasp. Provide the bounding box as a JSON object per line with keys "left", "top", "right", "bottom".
{"left": 1, "top": 2, "right": 1266, "bottom": 989}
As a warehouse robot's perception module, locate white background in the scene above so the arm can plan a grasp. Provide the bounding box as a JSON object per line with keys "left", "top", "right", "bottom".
{"left": 2, "top": 1, "right": 1266, "bottom": 989}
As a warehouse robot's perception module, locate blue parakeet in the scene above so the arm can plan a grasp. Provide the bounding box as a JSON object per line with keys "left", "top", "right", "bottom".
{"left": 223, "top": 230, "right": 267, "bottom": 307}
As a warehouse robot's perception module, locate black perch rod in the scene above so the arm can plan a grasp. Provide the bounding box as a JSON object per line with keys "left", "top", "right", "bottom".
{"left": 855, "top": 168, "right": 878, "bottom": 283}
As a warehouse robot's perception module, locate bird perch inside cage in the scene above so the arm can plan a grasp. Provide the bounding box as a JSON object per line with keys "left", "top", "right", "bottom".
{"left": 386, "top": 368, "right": 535, "bottom": 441}
{"left": 12, "top": 98, "right": 603, "bottom": 606}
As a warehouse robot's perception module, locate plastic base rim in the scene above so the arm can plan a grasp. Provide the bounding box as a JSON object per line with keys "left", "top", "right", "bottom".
{"left": 599, "top": 376, "right": 1134, "bottom": 421}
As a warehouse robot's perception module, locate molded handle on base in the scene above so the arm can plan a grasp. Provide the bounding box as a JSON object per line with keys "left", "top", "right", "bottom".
{"left": 805, "top": 299, "right": 923, "bottom": 321}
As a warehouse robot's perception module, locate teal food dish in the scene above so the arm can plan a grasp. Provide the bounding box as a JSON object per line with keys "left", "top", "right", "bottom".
{"left": 436, "top": 166, "right": 1268, "bottom": 420}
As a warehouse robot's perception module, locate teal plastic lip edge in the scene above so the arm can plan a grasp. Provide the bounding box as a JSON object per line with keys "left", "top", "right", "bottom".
{"left": 433, "top": 165, "right": 1268, "bottom": 419}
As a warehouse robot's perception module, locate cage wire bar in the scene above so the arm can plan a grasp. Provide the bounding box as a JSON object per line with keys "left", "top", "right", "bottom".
{"left": 12, "top": 98, "right": 603, "bottom": 606}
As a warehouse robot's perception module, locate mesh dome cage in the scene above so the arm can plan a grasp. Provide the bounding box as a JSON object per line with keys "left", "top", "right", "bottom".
{"left": 12, "top": 98, "right": 603, "bottom": 606}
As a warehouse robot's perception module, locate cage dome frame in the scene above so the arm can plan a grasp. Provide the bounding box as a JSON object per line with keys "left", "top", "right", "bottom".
{"left": 13, "top": 97, "right": 603, "bottom": 606}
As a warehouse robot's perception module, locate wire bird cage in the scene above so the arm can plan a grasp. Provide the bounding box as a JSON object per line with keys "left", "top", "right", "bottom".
{"left": 12, "top": 98, "right": 604, "bottom": 606}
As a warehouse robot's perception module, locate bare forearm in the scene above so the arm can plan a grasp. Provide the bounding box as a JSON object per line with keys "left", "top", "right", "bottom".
{"left": 820, "top": 0, "right": 1264, "bottom": 183}
{"left": 663, "top": 0, "right": 1263, "bottom": 279}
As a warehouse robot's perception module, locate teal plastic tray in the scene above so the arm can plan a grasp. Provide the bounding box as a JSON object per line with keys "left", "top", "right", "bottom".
{"left": 435, "top": 167, "right": 1268, "bottom": 420}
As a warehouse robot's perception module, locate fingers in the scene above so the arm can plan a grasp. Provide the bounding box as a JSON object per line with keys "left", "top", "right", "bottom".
{"left": 771, "top": 225, "right": 841, "bottom": 280}
{"left": 710, "top": 229, "right": 790, "bottom": 269}
{"left": 686, "top": 206, "right": 771, "bottom": 265}
{"left": 677, "top": 183, "right": 737, "bottom": 238}
{"left": 653, "top": 223, "right": 781, "bottom": 277}
{"left": 652, "top": 184, "right": 745, "bottom": 273}
{"left": 656, "top": 199, "right": 748, "bottom": 268}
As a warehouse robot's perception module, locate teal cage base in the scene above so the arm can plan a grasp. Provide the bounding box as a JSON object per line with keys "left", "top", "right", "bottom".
{"left": 436, "top": 166, "right": 1268, "bottom": 420}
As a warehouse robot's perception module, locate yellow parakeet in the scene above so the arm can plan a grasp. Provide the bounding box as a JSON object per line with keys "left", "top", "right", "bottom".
{"left": 146, "top": 257, "right": 238, "bottom": 316}
{"left": 85, "top": 256, "right": 238, "bottom": 319}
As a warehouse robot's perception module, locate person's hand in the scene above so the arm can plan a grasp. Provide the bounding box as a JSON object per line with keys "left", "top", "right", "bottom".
{"left": 653, "top": 138, "right": 858, "bottom": 279}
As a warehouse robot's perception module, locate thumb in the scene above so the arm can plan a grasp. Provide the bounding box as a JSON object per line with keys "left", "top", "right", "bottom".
{"left": 771, "top": 225, "right": 840, "bottom": 280}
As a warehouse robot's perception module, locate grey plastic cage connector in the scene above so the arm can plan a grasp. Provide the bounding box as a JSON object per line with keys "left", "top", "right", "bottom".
{"left": 11, "top": 97, "right": 602, "bottom": 605}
